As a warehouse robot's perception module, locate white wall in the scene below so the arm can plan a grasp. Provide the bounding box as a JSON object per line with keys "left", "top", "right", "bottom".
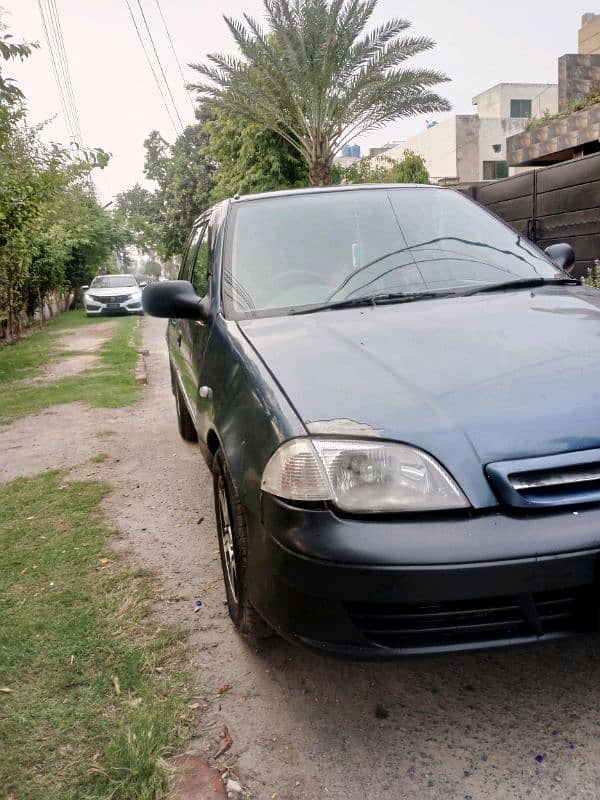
{"left": 456, "top": 116, "right": 481, "bottom": 183}
{"left": 474, "top": 83, "right": 558, "bottom": 118}
{"left": 478, "top": 117, "right": 530, "bottom": 174}
{"left": 383, "top": 116, "right": 459, "bottom": 183}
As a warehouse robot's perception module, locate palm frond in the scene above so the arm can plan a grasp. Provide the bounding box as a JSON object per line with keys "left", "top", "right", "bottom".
{"left": 190, "top": 0, "right": 451, "bottom": 179}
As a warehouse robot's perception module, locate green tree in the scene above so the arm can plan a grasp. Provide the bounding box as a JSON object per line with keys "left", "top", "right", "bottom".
{"left": 190, "top": 0, "right": 450, "bottom": 186}
{"left": 341, "top": 149, "right": 429, "bottom": 184}
{"left": 340, "top": 156, "right": 391, "bottom": 184}
{"left": 0, "top": 13, "right": 121, "bottom": 337}
{"left": 388, "top": 149, "right": 429, "bottom": 183}
{"left": 114, "top": 183, "right": 163, "bottom": 254}
{"left": 205, "top": 107, "right": 307, "bottom": 201}
{"left": 0, "top": 19, "right": 37, "bottom": 109}
{"left": 143, "top": 260, "right": 161, "bottom": 279}
{"left": 127, "top": 121, "right": 215, "bottom": 260}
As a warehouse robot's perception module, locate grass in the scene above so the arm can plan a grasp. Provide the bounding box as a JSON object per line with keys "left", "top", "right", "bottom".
{"left": 0, "top": 310, "right": 118, "bottom": 385}
{"left": 0, "top": 311, "right": 141, "bottom": 423}
{"left": 0, "top": 471, "right": 190, "bottom": 800}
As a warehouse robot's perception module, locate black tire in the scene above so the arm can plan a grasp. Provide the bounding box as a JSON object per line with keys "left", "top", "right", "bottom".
{"left": 213, "top": 449, "right": 272, "bottom": 640}
{"left": 175, "top": 382, "right": 198, "bottom": 442}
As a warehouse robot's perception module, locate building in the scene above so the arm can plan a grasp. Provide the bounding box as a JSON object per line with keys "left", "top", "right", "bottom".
{"left": 368, "top": 141, "right": 403, "bottom": 157}
{"left": 380, "top": 83, "right": 558, "bottom": 184}
{"left": 579, "top": 12, "right": 600, "bottom": 55}
{"left": 340, "top": 144, "right": 361, "bottom": 159}
{"left": 507, "top": 14, "right": 600, "bottom": 168}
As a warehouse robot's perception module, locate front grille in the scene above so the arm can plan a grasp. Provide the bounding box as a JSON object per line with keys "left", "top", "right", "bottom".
{"left": 346, "top": 587, "right": 596, "bottom": 650}
{"left": 486, "top": 448, "right": 600, "bottom": 508}
{"left": 90, "top": 294, "right": 128, "bottom": 303}
{"left": 509, "top": 462, "right": 600, "bottom": 503}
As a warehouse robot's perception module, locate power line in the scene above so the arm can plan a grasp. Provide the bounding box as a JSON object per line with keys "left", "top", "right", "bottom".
{"left": 135, "top": 0, "right": 185, "bottom": 130}
{"left": 45, "top": 0, "right": 85, "bottom": 148}
{"left": 39, "top": 0, "right": 97, "bottom": 193}
{"left": 123, "top": 0, "right": 181, "bottom": 135}
{"left": 37, "top": 0, "right": 77, "bottom": 145}
{"left": 153, "top": 0, "right": 196, "bottom": 112}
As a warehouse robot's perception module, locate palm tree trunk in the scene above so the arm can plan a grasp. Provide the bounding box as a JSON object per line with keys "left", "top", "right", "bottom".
{"left": 308, "top": 153, "right": 333, "bottom": 187}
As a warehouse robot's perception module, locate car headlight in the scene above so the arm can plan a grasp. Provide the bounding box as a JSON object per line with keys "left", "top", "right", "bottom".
{"left": 261, "top": 438, "right": 469, "bottom": 513}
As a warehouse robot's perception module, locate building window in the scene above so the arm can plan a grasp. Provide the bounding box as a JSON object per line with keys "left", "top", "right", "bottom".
{"left": 510, "top": 99, "right": 532, "bottom": 118}
{"left": 483, "top": 160, "right": 509, "bottom": 180}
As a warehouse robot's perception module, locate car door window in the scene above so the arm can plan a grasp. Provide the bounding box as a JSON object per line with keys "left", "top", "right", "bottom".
{"left": 190, "top": 221, "right": 211, "bottom": 297}
{"left": 179, "top": 223, "right": 206, "bottom": 282}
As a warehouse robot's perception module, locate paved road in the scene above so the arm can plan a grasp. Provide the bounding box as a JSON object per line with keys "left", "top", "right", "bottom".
{"left": 4, "top": 314, "right": 600, "bottom": 800}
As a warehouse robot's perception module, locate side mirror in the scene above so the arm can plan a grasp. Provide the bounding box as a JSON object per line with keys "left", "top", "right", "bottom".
{"left": 139, "top": 281, "right": 148, "bottom": 288}
{"left": 142, "top": 280, "right": 209, "bottom": 321}
{"left": 545, "top": 243, "right": 576, "bottom": 273}
{"left": 81, "top": 285, "right": 89, "bottom": 290}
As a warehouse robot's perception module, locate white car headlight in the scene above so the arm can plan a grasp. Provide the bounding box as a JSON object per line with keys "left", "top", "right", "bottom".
{"left": 261, "top": 438, "right": 469, "bottom": 513}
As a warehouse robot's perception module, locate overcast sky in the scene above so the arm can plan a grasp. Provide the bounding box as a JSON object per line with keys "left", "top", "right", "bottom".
{"left": 3, "top": 0, "right": 587, "bottom": 201}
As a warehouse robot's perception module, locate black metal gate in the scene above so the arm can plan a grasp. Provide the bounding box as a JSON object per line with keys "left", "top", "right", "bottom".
{"left": 464, "top": 152, "right": 600, "bottom": 279}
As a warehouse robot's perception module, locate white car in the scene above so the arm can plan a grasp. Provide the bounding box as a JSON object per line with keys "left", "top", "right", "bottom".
{"left": 82, "top": 274, "right": 145, "bottom": 317}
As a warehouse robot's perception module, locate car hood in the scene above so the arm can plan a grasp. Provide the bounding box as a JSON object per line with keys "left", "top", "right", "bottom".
{"left": 88, "top": 286, "right": 139, "bottom": 296}
{"left": 238, "top": 286, "right": 600, "bottom": 507}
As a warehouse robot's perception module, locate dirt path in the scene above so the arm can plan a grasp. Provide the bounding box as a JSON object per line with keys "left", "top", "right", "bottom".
{"left": 3, "top": 316, "right": 600, "bottom": 800}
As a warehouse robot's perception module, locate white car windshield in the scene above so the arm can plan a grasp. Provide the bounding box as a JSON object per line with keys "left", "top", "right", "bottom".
{"left": 223, "top": 187, "right": 561, "bottom": 318}
{"left": 91, "top": 275, "right": 138, "bottom": 288}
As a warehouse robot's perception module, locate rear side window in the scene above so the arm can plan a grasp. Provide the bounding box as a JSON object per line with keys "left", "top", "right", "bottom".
{"left": 179, "top": 223, "right": 206, "bottom": 282}
{"left": 191, "top": 224, "right": 210, "bottom": 297}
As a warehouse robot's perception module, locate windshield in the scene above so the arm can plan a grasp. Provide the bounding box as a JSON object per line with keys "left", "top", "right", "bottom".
{"left": 90, "top": 275, "right": 138, "bottom": 289}
{"left": 223, "top": 187, "right": 561, "bottom": 318}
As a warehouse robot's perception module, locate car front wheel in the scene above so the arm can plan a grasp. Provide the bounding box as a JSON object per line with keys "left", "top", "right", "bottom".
{"left": 212, "top": 449, "right": 272, "bottom": 640}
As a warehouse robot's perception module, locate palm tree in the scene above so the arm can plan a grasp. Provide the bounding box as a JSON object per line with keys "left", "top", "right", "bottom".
{"left": 189, "top": 0, "right": 451, "bottom": 187}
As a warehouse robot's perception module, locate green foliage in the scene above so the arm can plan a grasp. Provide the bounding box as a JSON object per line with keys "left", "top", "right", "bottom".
{"left": 190, "top": 0, "right": 450, "bottom": 185}
{"left": 116, "top": 119, "right": 215, "bottom": 260}
{"left": 0, "top": 18, "right": 37, "bottom": 108}
{"left": 205, "top": 106, "right": 308, "bottom": 201}
{"left": 159, "top": 121, "right": 215, "bottom": 257}
{"left": 586, "top": 262, "right": 600, "bottom": 289}
{"left": 341, "top": 149, "right": 429, "bottom": 184}
{"left": 0, "top": 470, "right": 189, "bottom": 798}
{"left": 387, "top": 149, "right": 430, "bottom": 183}
{"left": 0, "top": 14, "right": 123, "bottom": 339}
{"left": 114, "top": 183, "right": 163, "bottom": 254}
{"left": 340, "top": 155, "right": 391, "bottom": 184}
{"left": 525, "top": 91, "right": 600, "bottom": 131}
{"left": 143, "top": 260, "right": 162, "bottom": 279}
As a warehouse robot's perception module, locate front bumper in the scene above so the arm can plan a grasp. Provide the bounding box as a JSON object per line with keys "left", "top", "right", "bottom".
{"left": 248, "top": 496, "right": 600, "bottom": 658}
{"left": 85, "top": 298, "right": 143, "bottom": 315}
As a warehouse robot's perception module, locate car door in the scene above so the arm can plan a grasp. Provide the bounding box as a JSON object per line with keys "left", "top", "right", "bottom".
{"left": 169, "top": 221, "right": 206, "bottom": 414}
{"left": 178, "top": 215, "right": 216, "bottom": 435}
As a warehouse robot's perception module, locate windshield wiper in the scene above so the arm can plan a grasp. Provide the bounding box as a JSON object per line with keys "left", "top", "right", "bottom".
{"left": 289, "top": 290, "right": 455, "bottom": 315}
{"left": 460, "top": 277, "right": 580, "bottom": 296}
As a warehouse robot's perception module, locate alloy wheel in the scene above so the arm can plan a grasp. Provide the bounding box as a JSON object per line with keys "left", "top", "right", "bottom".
{"left": 217, "top": 476, "right": 239, "bottom": 603}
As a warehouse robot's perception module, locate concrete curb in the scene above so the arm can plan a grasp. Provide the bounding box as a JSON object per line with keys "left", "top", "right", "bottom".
{"left": 135, "top": 350, "right": 148, "bottom": 385}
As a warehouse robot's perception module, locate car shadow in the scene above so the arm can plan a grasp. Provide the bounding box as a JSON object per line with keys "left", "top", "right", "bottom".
{"left": 239, "top": 633, "right": 600, "bottom": 798}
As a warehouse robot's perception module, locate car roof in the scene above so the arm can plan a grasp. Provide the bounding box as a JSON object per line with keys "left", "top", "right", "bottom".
{"left": 230, "top": 183, "right": 441, "bottom": 203}
{"left": 192, "top": 183, "right": 443, "bottom": 226}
